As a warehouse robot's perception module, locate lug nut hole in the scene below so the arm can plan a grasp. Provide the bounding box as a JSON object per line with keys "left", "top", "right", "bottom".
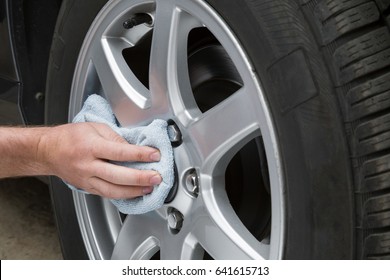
{"left": 167, "top": 208, "right": 184, "bottom": 234}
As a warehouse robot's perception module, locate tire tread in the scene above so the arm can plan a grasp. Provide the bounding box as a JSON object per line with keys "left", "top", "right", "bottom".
{"left": 302, "top": 0, "right": 390, "bottom": 258}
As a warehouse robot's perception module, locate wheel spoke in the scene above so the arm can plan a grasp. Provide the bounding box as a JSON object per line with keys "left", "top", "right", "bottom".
{"left": 193, "top": 189, "right": 269, "bottom": 259}
{"left": 159, "top": 240, "right": 184, "bottom": 260}
{"left": 187, "top": 87, "right": 262, "bottom": 174}
{"left": 111, "top": 212, "right": 164, "bottom": 259}
{"left": 179, "top": 234, "right": 206, "bottom": 260}
{"left": 90, "top": 38, "right": 152, "bottom": 126}
{"left": 150, "top": 0, "right": 203, "bottom": 121}
{"left": 158, "top": 232, "right": 205, "bottom": 260}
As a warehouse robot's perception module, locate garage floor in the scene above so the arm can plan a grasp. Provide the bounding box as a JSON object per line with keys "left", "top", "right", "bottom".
{"left": 0, "top": 177, "right": 62, "bottom": 259}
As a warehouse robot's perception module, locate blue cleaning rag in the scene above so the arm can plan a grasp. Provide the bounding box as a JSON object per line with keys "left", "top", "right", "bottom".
{"left": 66, "top": 94, "right": 174, "bottom": 215}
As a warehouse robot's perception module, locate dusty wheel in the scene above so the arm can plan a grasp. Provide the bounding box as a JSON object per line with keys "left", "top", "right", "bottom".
{"left": 46, "top": 0, "right": 390, "bottom": 259}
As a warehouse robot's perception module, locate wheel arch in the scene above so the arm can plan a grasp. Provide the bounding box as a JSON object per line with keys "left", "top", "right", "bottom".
{"left": 7, "top": 0, "right": 62, "bottom": 124}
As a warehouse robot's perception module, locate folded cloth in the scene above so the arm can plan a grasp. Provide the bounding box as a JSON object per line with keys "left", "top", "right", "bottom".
{"left": 66, "top": 94, "right": 174, "bottom": 215}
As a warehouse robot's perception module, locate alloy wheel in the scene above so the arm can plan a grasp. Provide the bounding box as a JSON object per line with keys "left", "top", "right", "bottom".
{"left": 69, "top": 0, "right": 284, "bottom": 260}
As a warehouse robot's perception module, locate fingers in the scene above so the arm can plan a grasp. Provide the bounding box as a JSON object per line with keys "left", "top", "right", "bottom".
{"left": 96, "top": 161, "right": 162, "bottom": 186}
{"left": 89, "top": 124, "right": 161, "bottom": 162}
{"left": 94, "top": 141, "right": 161, "bottom": 163}
{"left": 86, "top": 177, "right": 155, "bottom": 199}
{"left": 60, "top": 123, "right": 164, "bottom": 200}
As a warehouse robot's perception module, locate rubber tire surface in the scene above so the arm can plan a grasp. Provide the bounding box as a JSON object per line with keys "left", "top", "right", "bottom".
{"left": 45, "top": 0, "right": 390, "bottom": 259}
{"left": 207, "top": 0, "right": 354, "bottom": 259}
{"left": 45, "top": 0, "right": 108, "bottom": 260}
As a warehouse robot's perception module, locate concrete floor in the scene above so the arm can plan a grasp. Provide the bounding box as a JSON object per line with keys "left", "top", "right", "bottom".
{"left": 0, "top": 177, "right": 62, "bottom": 259}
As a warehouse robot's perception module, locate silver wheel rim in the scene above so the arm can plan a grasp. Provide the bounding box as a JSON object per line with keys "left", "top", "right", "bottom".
{"left": 69, "top": 0, "right": 285, "bottom": 260}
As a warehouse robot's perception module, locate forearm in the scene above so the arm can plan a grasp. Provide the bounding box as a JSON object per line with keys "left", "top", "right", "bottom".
{"left": 0, "top": 126, "right": 50, "bottom": 178}
{"left": 0, "top": 123, "right": 161, "bottom": 199}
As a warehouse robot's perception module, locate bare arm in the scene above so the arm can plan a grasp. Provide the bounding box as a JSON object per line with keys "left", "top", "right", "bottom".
{"left": 0, "top": 123, "right": 162, "bottom": 199}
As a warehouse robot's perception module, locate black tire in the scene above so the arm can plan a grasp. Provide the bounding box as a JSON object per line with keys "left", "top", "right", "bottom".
{"left": 45, "top": 0, "right": 108, "bottom": 259}
{"left": 45, "top": 0, "right": 390, "bottom": 259}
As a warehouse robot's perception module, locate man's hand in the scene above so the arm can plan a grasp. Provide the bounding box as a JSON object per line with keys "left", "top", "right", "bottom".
{"left": 0, "top": 123, "right": 162, "bottom": 199}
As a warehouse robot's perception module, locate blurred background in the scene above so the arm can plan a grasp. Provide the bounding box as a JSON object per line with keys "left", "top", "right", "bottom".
{"left": 0, "top": 177, "right": 62, "bottom": 259}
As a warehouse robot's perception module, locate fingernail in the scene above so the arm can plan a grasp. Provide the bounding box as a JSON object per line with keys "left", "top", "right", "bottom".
{"left": 150, "top": 151, "right": 161, "bottom": 161}
{"left": 143, "top": 186, "right": 153, "bottom": 194}
{"left": 150, "top": 174, "right": 162, "bottom": 185}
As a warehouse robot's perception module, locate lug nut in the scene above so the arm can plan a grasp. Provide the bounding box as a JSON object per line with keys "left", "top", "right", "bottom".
{"left": 168, "top": 209, "right": 183, "bottom": 231}
{"left": 123, "top": 13, "right": 153, "bottom": 29}
{"left": 167, "top": 121, "right": 182, "bottom": 147}
{"left": 185, "top": 169, "right": 199, "bottom": 197}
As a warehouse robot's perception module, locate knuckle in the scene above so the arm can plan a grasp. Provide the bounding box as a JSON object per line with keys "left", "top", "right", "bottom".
{"left": 91, "top": 144, "right": 101, "bottom": 156}
{"left": 112, "top": 133, "right": 126, "bottom": 144}
{"left": 135, "top": 172, "right": 143, "bottom": 186}
{"left": 108, "top": 144, "right": 128, "bottom": 161}
{"left": 135, "top": 150, "right": 145, "bottom": 162}
{"left": 133, "top": 170, "right": 151, "bottom": 186}
{"left": 104, "top": 166, "right": 116, "bottom": 183}
{"left": 117, "top": 149, "right": 128, "bottom": 161}
{"left": 135, "top": 188, "right": 145, "bottom": 198}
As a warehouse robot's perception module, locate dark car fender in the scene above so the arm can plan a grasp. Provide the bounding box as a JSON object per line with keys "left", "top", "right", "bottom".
{"left": 0, "top": 0, "right": 62, "bottom": 125}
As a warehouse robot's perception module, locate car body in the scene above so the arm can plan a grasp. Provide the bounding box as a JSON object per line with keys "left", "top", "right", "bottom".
{"left": 0, "top": 0, "right": 61, "bottom": 125}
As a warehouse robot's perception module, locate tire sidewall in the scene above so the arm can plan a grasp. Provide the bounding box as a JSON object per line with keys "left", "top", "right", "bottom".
{"left": 45, "top": 0, "right": 109, "bottom": 259}
{"left": 205, "top": 0, "right": 354, "bottom": 259}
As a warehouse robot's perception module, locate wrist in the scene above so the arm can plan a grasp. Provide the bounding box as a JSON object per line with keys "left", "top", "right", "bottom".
{"left": 0, "top": 126, "right": 52, "bottom": 177}
{"left": 32, "top": 126, "right": 54, "bottom": 176}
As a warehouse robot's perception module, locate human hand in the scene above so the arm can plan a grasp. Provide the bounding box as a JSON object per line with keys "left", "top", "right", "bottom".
{"left": 39, "top": 122, "right": 162, "bottom": 199}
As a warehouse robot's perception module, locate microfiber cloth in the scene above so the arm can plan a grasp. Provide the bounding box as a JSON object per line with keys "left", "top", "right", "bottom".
{"left": 65, "top": 94, "right": 174, "bottom": 215}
